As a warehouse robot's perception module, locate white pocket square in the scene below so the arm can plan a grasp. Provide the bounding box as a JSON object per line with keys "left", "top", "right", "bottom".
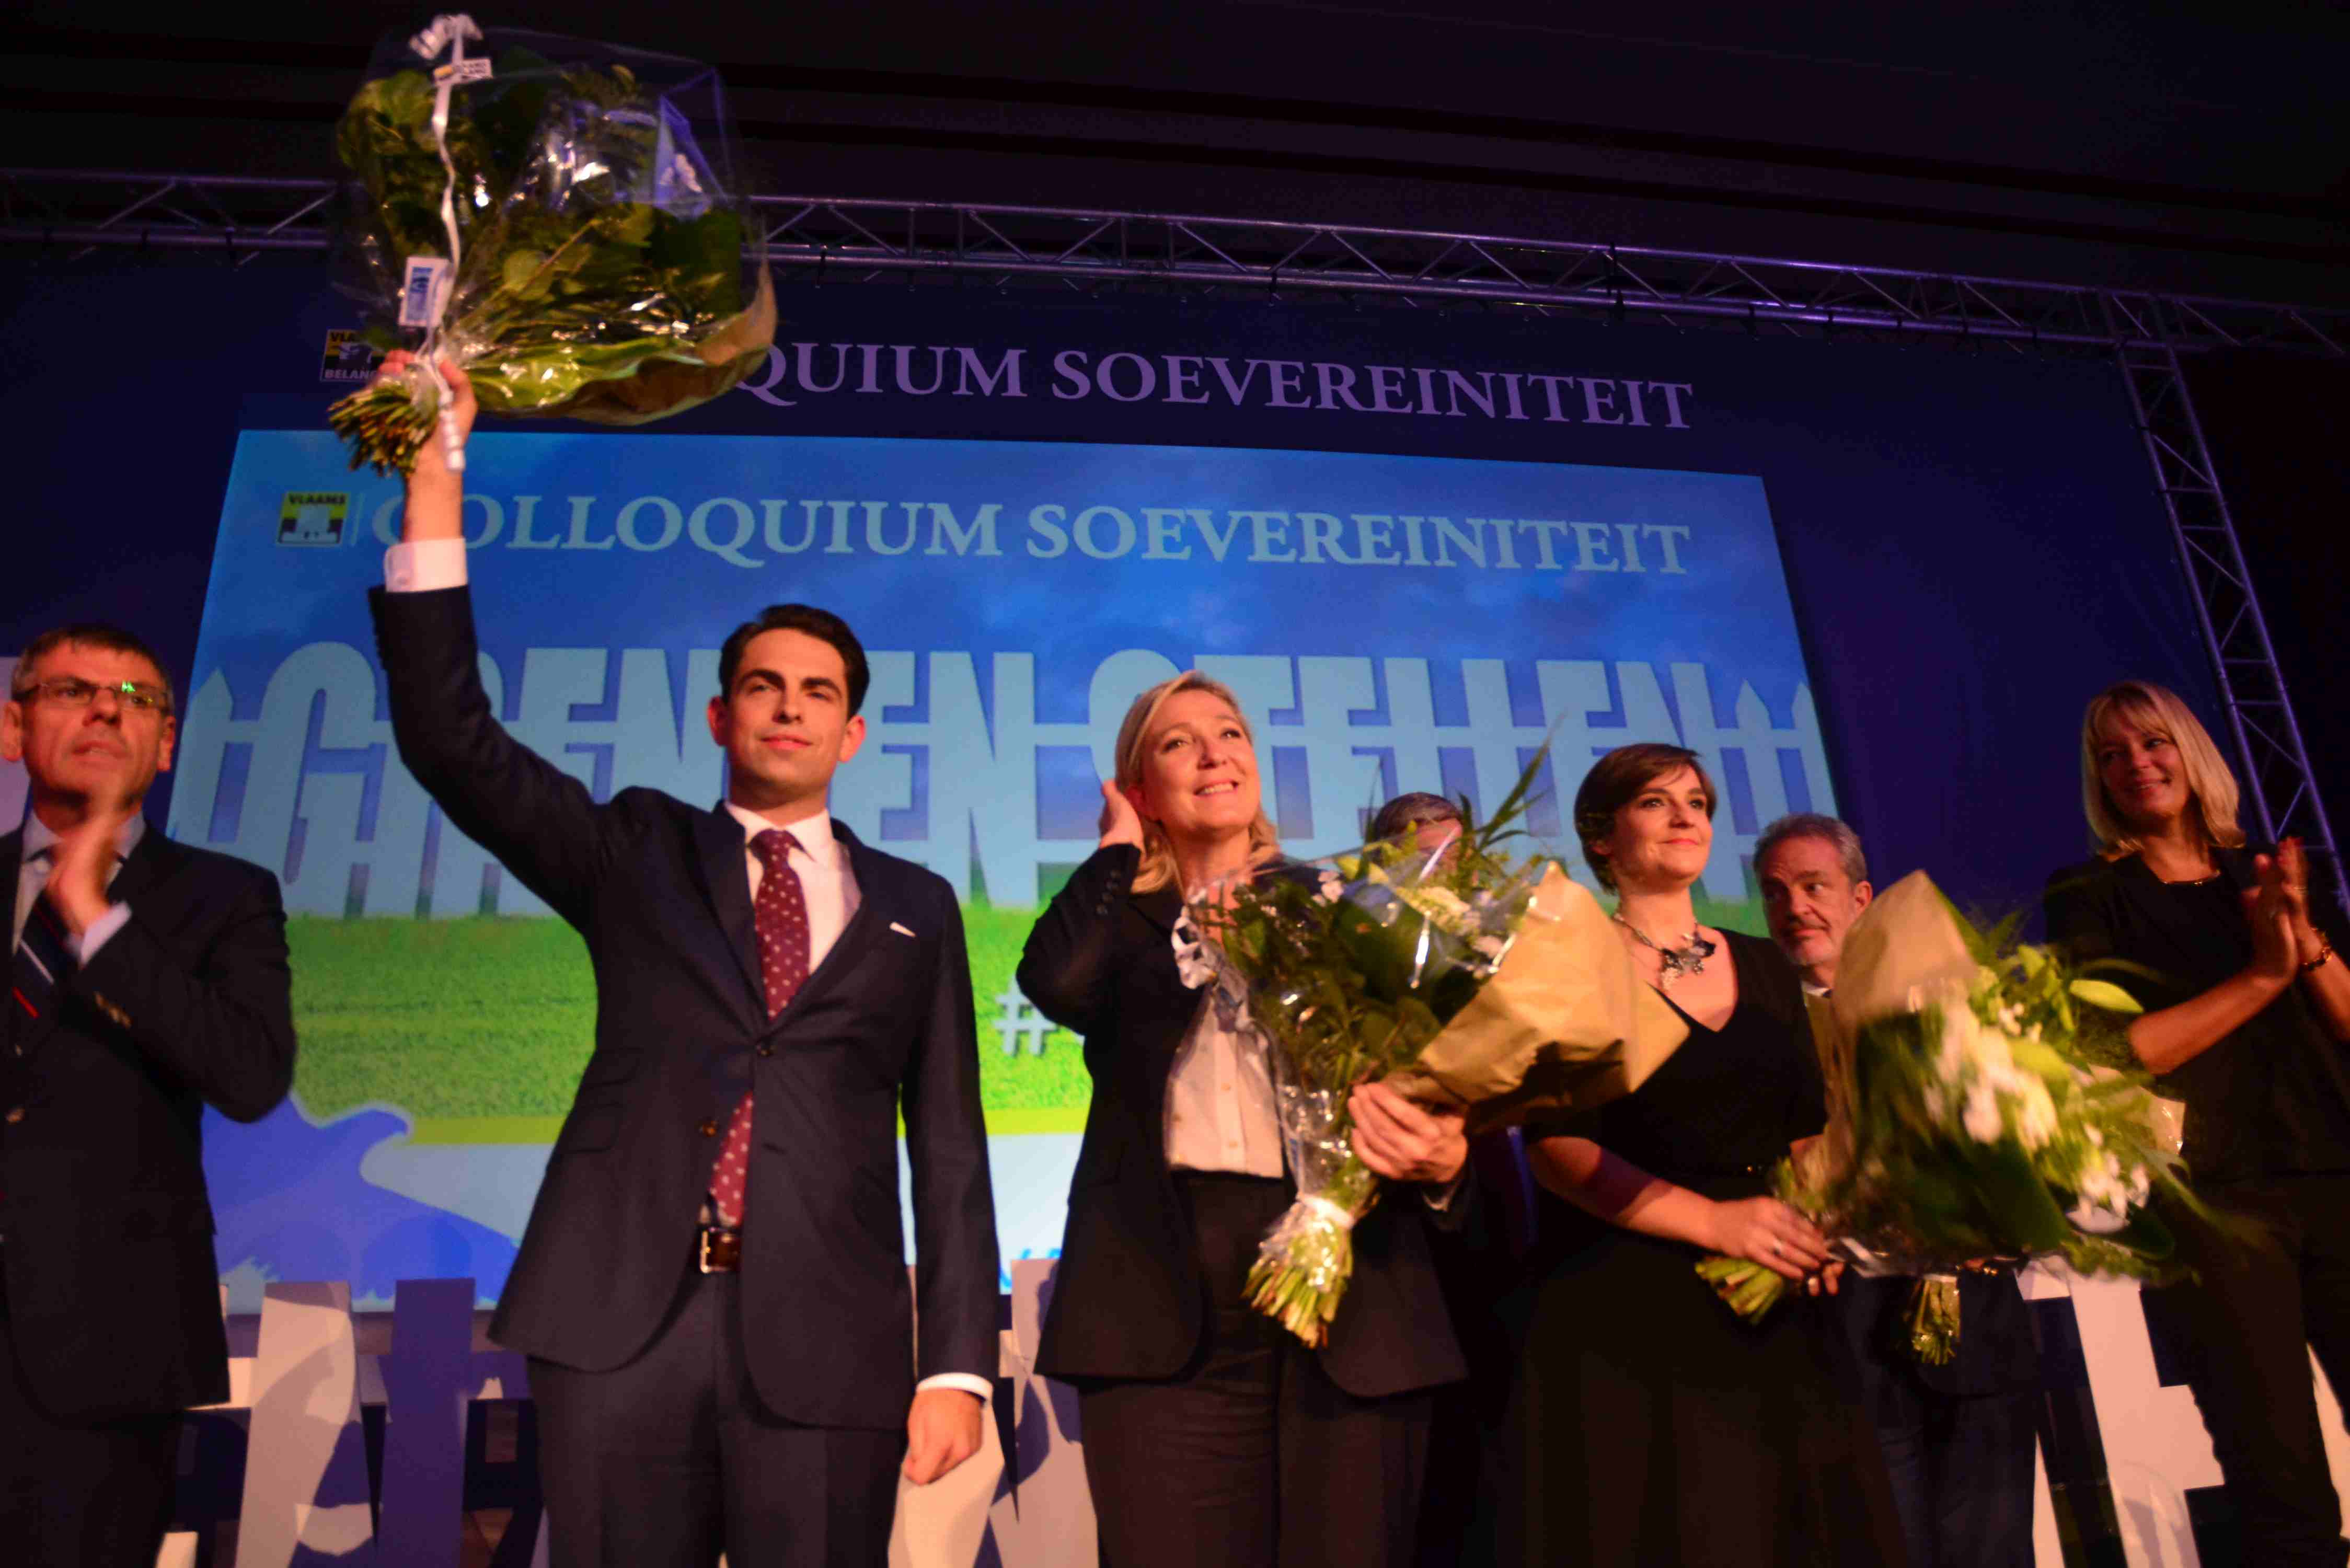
{"left": 889, "top": 921, "right": 917, "bottom": 938}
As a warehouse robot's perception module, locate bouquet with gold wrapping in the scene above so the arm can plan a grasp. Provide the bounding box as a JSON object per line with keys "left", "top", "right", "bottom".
{"left": 1195, "top": 764, "right": 1687, "bottom": 1346}
{"left": 1697, "top": 873, "right": 2198, "bottom": 1359}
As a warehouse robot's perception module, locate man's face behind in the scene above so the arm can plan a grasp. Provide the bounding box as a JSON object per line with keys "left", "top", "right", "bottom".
{"left": 1, "top": 641, "right": 177, "bottom": 813}
{"left": 706, "top": 628, "right": 866, "bottom": 811}
{"left": 1757, "top": 835, "right": 1870, "bottom": 984}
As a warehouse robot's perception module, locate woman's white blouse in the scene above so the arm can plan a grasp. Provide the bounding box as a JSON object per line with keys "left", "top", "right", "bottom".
{"left": 1164, "top": 906, "right": 1285, "bottom": 1178}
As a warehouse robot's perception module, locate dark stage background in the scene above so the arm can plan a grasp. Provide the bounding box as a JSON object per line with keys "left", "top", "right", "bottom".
{"left": 0, "top": 258, "right": 2276, "bottom": 919}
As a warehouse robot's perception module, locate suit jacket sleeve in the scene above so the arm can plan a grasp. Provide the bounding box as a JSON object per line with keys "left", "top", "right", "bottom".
{"left": 902, "top": 880, "right": 1000, "bottom": 1383}
{"left": 1016, "top": 843, "right": 1140, "bottom": 1036}
{"left": 70, "top": 861, "right": 295, "bottom": 1124}
{"left": 1420, "top": 1161, "right": 1479, "bottom": 1234}
{"left": 370, "top": 584, "right": 615, "bottom": 920}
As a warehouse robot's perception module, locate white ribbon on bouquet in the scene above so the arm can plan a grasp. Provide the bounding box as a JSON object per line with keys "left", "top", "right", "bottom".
{"left": 405, "top": 13, "right": 486, "bottom": 472}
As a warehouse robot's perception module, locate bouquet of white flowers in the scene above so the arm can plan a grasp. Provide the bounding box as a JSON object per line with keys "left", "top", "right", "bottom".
{"left": 1697, "top": 872, "right": 2199, "bottom": 1360}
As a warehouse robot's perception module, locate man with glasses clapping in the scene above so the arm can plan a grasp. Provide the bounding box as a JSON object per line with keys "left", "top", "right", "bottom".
{"left": 0, "top": 625, "right": 296, "bottom": 1567}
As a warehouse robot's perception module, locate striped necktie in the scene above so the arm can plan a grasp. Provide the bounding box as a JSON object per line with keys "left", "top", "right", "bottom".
{"left": 11, "top": 855, "right": 77, "bottom": 1035}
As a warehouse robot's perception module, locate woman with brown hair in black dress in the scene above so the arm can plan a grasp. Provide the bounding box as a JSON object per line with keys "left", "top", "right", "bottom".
{"left": 1500, "top": 742, "right": 1906, "bottom": 1565}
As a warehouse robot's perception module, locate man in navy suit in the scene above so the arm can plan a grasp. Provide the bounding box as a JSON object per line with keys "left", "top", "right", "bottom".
{"left": 371, "top": 357, "right": 998, "bottom": 1568}
{"left": 1, "top": 623, "right": 296, "bottom": 1566}
{"left": 1758, "top": 813, "right": 2044, "bottom": 1568}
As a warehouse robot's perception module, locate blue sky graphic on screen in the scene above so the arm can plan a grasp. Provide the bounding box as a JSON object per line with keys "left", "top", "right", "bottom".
{"left": 177, "top": 429, "right": 1833, "bottom": 1308}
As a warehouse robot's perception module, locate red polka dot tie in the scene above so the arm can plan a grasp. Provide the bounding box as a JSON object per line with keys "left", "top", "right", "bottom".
{"left": 709, "top": 827, "right": 809, "bottom": 1229}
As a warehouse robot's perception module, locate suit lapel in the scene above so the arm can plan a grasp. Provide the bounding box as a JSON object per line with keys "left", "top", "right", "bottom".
{"left": 106, "top": 824, "right": 172, "bottom": 909}
{"left": 0, "top": 829, "right": 21, "bottom": 930}
{"left": 1127, "top": 882, "right": 1199, "bottom": 1104}
{"left": 1135, "top": 883, "right": 1183, "bottom": 932}
{"left": 693, "top": 806, "right": 766, "bottom": 1012}
{"left": 1, "top": 829, "right": 25, "bottom": 1054}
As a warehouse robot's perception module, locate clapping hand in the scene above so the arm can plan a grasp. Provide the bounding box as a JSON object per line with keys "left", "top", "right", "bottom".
{"left": 2246, "top": 852, "right": 2299, "bottom": 984}
{"left": 44, "top": 800, "right": 139, "bottom": 936}
{"left": 2275, "top": 837, "right": 2330, "bottom": 967}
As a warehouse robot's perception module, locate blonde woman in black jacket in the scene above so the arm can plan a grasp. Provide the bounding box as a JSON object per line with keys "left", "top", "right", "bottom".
{"left": 2046, "top": 679, "right": 2350, "bottom": 1567}
{"left": 1019, "top": 670, "right": 1471, "bottom": 1568}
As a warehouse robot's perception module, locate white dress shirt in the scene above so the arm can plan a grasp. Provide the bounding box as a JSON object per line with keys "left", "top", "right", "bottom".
{"left": 1162, "top": 895, "right": 1466, "bottom": 1206}
{"left": 1164, "top": 913, "right": 1286, "bottom": 1178}
{"left": 15, "top": 811, "right": 142, "bottom": 962}
{"left": 385, "top": 538, "right": 990, "bottom": 1401}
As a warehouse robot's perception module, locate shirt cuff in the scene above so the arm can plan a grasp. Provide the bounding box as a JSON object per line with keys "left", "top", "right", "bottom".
{"left": 385, "top": 537, "right": 469, "bottom": 592}
{"left": 75, "top": 903, "right": 132, "bottom": 963}
{"left": 917, "top": 1373, "right": 994, "bottom": 1401}
{"left": 1420, "top": 1170, "right": 1468, "bottom": 1212}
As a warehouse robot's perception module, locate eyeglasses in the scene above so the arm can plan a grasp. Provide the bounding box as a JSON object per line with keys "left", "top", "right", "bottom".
{"left": 10, "top": 676, "right": 174, "bottom": 714}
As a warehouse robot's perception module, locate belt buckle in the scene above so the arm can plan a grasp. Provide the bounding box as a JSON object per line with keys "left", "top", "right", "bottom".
{"left": 699, "top": 1224, "right": 740, "bottom": 1274}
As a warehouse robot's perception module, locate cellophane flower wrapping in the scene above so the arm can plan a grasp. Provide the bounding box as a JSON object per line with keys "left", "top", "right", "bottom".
{"left": 1195, "top": 801, "right": 1687, "bottom": 1347}
{"left": 1697, "top": 871, "right": 2204, "bottom": 1341}
{"left": 328, "top": 21, "right": 776, "bottom": 474}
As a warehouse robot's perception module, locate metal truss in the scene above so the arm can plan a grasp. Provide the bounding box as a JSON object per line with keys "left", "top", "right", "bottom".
{"left": 7, "top": 168, "right": 2343, "bottom": 896}
{"left": 0, "top": 170, "right": 336, "bottom": 262}
{"left": 8, "top": 171, "right": 2347, "bottom": 358}
{"left": 751, "top": 198, "right": 2350, "bottom": 360}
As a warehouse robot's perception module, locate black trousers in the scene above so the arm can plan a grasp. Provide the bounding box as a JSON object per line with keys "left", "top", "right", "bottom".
{"left": 2144, "top": 1174, "right": 2350, "bottom": 1568}
{"left": 529, "top": 1264, "right": 907, "bottom": 1568}
{"left": 1077, "top": 1173, "right": 1436, "bottom": 1568}
{"left": 0, "top": 1275, "right": 181, "bottom": 1568}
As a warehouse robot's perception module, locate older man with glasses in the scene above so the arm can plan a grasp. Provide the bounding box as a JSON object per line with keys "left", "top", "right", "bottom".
{"left": 1757, "top": 812, "right": 2043, "bottom": 1568}
{"left": 0, "top": 624, "right": 296, "bottom": 1567}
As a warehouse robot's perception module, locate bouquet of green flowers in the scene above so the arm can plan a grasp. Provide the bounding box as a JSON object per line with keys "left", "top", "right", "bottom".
{"left": 327, "top": 15, "right": 775, "bottom": 475}
{"left": 1197, "top": 766, "right": 1688, "bottom": 1346}
{"left": 1696, "top": 872, "right": 2197, "bottom": 1359}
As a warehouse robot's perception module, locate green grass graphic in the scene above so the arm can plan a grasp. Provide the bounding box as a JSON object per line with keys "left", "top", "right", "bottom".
{"left": 285, "top": 906, "right": 1088, "bottom": 1132}
{"left": 284, "top": 892, "right": 1766, "bottom": 1137}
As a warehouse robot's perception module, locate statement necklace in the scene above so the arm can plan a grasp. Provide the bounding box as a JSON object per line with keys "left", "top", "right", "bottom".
{"left": 1614, "top": 913, "right": 1719, "bottom": 985}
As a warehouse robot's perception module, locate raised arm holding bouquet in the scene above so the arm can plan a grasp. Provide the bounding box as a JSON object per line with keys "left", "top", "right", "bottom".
{"left": 367, "top": 354, "right": 1000, "bottom": 1567}
{"left": 327, "top": 16, "right": 775, "bottom": 476}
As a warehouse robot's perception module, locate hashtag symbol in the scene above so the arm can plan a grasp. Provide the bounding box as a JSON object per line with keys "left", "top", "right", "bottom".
{"left": 994, "top": 988, "right": 1055, "bottom": 1057}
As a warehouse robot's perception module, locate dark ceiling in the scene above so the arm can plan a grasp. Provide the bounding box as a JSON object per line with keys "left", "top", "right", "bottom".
{"left": 8, "top": 0, "right": 2347, "bottom": 302}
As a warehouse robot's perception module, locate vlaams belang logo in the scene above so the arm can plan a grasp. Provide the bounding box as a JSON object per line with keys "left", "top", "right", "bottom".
{"left": 278, "top": 492, "right": 350, "bottom": 547}
{"left": 321, "top": 329, "right": 381, "bottom": 384}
